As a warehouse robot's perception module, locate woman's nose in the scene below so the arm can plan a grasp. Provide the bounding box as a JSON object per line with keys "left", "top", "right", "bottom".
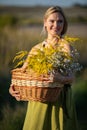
{"left": 54, "top": 21, "right": 58, "bottom": 27}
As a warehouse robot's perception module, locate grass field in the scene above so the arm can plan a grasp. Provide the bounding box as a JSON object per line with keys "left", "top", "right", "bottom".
{"left": 0, "top": 5, "right": 87, "bottom": 130}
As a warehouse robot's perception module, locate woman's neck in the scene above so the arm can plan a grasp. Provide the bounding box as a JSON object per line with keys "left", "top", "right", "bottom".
{"left": 46, "top": 34, "right": 61, "bottom": 45}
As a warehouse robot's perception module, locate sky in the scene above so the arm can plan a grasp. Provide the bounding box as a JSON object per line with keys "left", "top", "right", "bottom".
{"left": 0, "top": 0, "right": 87, "bottom": 7}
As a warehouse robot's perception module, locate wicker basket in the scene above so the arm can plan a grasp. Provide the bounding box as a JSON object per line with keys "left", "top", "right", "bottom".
{"left": 11, "top": 69, "right": 64, "bottom": 102}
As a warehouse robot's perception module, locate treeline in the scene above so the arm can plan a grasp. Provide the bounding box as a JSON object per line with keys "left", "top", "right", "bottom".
{"left": 0, "top": 5, "right": 87, "bottom": 28}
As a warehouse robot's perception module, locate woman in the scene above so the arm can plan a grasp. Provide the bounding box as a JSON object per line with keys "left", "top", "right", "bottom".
{"left": 9, "top": 6, "right": 78, "bottom": 130}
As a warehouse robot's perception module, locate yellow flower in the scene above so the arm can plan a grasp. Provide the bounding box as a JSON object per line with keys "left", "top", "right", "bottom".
{"left": 13, "top": 36, "right": 82, "bottom": 75}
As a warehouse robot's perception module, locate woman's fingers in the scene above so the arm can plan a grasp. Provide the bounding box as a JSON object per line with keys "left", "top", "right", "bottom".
{"left": 11, "top": 90, "right": 20, "bottom": 96}
{"left": 9, "top": 84, "right": 14, "bottom": 95}
{"left": 15, "top": 95, "right": 21, "bottom": 101}
{"left": 11, "top": 90, "right": 21, "bottom": 101}
{"left": 9, "top": 84, "right": 21, "bottom": 101}
{"left": 12, "top": 91, "right": 21, "bottom": 101}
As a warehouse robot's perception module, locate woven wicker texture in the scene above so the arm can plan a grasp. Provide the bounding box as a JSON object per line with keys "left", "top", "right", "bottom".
{"left": 11, "top": 69, "right": 63, "bottom": 102}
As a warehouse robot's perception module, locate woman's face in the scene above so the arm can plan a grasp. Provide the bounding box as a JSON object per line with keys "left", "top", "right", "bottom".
{"left": 44, "top": 12, "right": 64, "bottom": 37}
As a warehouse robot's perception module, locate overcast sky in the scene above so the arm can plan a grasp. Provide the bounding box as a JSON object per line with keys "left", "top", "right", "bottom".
{"left": 0, "top": 0, "right": 87, "bottom": 7}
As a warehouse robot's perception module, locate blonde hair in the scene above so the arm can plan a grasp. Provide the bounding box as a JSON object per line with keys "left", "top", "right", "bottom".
{"left": 42, "top": 6, "right": 68, "bottom": 36}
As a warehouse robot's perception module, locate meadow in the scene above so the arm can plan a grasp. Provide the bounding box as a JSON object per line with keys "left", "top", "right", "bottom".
{"left": 0, "top": 5, "right": 87, "bottom": 130}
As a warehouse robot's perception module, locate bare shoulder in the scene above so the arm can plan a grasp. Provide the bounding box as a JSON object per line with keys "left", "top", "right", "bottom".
{"left": 28, "top": 42, "right": 43, "bottom": 55}
{"left": 31, "top": 43, "right": 42, "bottom": 50}
{"left": 60, "top": 38, "right": 74, "bottom": 53}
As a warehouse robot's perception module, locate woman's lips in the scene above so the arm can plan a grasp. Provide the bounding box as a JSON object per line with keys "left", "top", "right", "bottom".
{"left": 52, "top": 28, "right": 60, "bottom": 32}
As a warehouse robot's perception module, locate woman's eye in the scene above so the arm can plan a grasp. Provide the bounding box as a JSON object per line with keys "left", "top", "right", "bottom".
{"left": 50, "top": 20, "right": 54, "bottom": 23}
{"left": 57, "top": 20, "right": 63, "bottom": 23}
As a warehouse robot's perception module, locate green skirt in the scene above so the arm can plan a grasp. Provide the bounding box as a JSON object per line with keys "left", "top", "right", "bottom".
{"left": 23, "top": 85, "right": 78, "bottom": 130}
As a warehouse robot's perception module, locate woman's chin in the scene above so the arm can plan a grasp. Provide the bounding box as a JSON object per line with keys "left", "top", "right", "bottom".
{"left": 51, "top": 32, "right": 61, "bottom": 36}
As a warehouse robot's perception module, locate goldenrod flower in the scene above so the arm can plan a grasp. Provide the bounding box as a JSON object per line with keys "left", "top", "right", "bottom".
{"left": 13, "top": 36, "right": 82, "bottom": 75}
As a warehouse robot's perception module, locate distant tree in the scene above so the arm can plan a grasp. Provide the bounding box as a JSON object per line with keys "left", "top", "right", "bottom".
{"left": 73, "top": 3, "right": 87, "bottom": 8}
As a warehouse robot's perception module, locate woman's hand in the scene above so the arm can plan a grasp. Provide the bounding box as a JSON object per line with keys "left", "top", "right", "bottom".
{"left": 9, "top": 84, "right": 21, "bottom": 101}
{"left": 66, "top": 74, "right": 74, "bottom": 84}
{"left": 61, "top": 74, "right": 74, "bottom": 84}
{"left": 49, "top": 72, "right": 74, "bottom": 84}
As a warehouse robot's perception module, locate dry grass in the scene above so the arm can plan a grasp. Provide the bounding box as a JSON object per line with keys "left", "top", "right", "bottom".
{"left": 0, "top": 26, "right": 43, "bottom": 73}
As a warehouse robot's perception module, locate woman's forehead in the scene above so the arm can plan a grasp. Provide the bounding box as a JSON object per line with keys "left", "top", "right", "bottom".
{"left": 47, "top": 12, "right": 64, "bottom": 20}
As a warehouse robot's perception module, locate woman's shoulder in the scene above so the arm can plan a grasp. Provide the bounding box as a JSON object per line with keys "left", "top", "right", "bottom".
{"left": 59, "top": 38, "right": 74, "bottom": 53}
{"left": 29, "top": 41, "right": 44, "bottom": 54}
{"left": 32, "top": 42, "right": 43, "bottom": 49}
{"left": 59, "top": 38, "right": 70, "bottom": 46}
{"left": 59, "top": 38, "right": 70, "bottom": 49}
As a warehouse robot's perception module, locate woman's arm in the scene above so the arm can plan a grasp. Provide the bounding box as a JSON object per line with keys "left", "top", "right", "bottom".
{"left": 9, "top": 43, "right": 42, "bottom": 100}
{"left": 53, "top": 72, "right": 74, "bottom": 84}
{"left": 21, "top": 43, "right": 42, "bottom": 71}
{"left": 55, "top": 39, "right": 75, "bottom": 84}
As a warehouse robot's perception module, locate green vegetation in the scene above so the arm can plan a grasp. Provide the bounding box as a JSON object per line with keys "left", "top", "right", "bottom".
{"left": 0, "top": 104, "right": 27, "bottom": 130}
{"left": 0, "top": 5, "right": 87, "bottom": 130}
{"left": 0, "top": 15, "right": 18, "bottom": 28}
{"left": 67, "top": 15, "right": 87, "bottom": 24}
